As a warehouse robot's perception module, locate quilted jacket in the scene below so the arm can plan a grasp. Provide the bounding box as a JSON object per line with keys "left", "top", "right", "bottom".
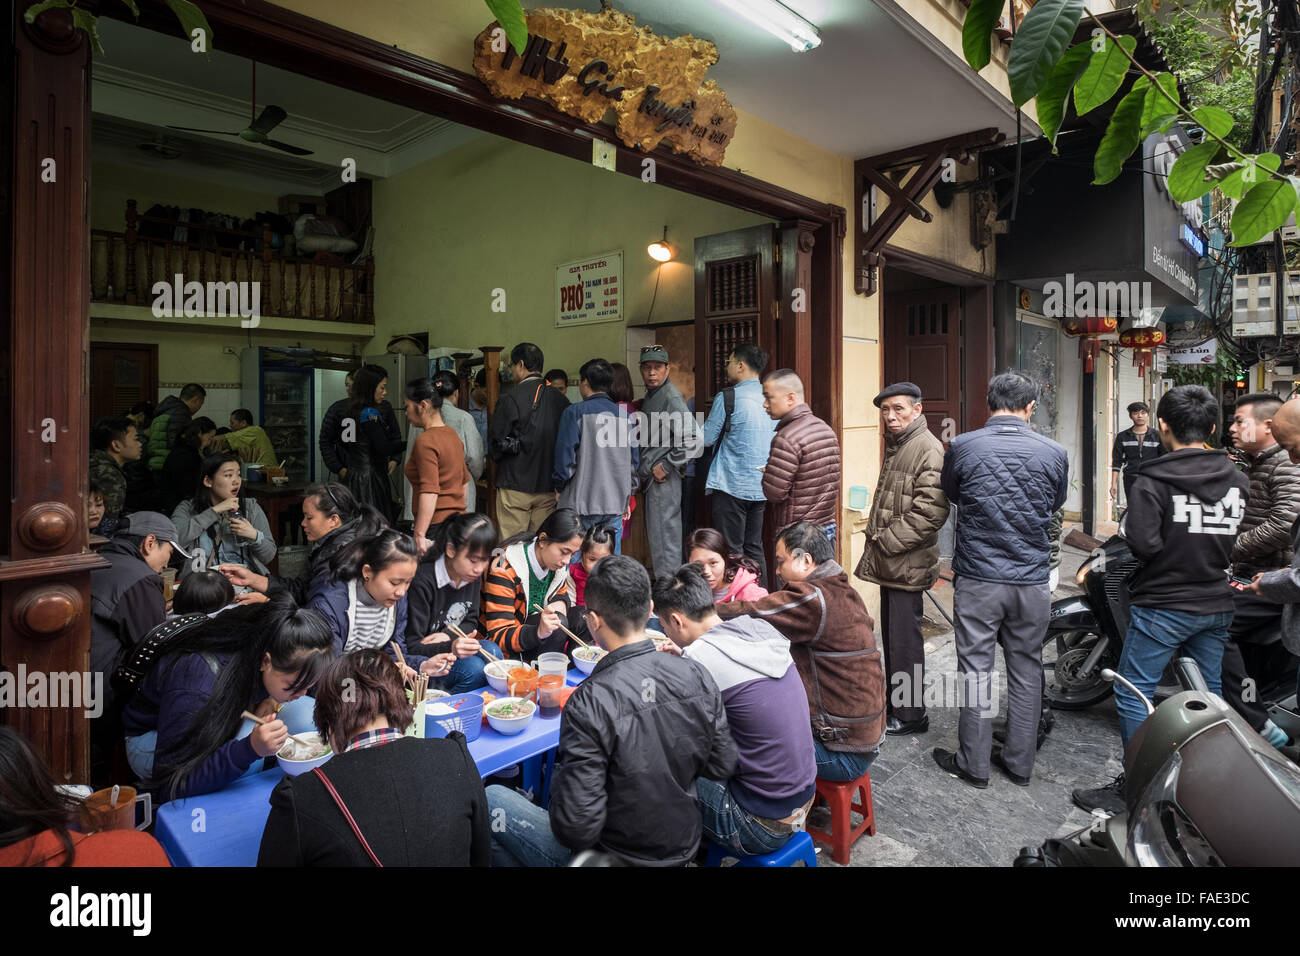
{"left": 1230, "top": 443, "right": 1300, "bottom": 577}
{"left": 762, "top": 404, "right": 841, "bottom": 529}
{"left": 857, "top": 416, "right": 949, "bottom": 591}
{"left": 940, "top": 414, "right": 1069, "bottom": 585}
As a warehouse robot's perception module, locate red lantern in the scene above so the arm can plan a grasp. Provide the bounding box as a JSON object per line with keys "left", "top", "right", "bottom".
{"left": 1132, "top": 349, "right": 1154, "bottom": 377}
{"left": 1063, "top": 316, "right": 1119, "bottom": 337}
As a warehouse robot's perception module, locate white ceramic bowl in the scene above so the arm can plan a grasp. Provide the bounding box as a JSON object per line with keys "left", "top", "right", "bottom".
{"left": 571, "top": 646, "right": 607, "bottom": 675}
{"left": 276, "top": 731, "right": 333, "bottom": 775}
{"left": 484, "top": 659, "right": 531, "bottom": 694}
{"left": 485, "top": 697, "right": 536, "bottom": 736}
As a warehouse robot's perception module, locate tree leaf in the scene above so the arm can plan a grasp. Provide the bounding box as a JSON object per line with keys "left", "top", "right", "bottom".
{"left": 163, "top": 0, "right": 214, "bottom": 53}
{"left": 1167, "top": 141, "right": 1224, "bottom": 202}
{"left": 115, "top": 0, "right": 140, "bottom": 17}
{"left": 1192, "top": 105, "right": 1234, "bottom": 141}
{"left": 1007, "top": 0, "right": 1085, "bottom": 107}
{"left": 1230, "top": 179, "right": 1298, "bottom": 246}
{"left": 23, "top": 0, "right": 70, "bottom": 24}
{"left": 68, "top": 7, "right": 103, "bottom": 55}
{"left": 1038, "top": 42, "right": 1092, "bottom": 149}
{"left": 1093, "top": 77, "right": 1149, "bottom": 185}
{"left": 1214, "top": 153, "right": 1281, "bottom": 200}
{"left": 1073, "top": 35, "right": 1136, "bottom": 116}
{"left": 1140, "top": 72, "right": 1180, "bottom": 135}
{"left": 484, "top": 0, "right": 529, "bottom": 57}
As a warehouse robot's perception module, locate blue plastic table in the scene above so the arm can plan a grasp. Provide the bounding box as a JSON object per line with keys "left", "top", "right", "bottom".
{"left": 566, "top": 667, "right": 589, "bottom": 686}
{"left": 154, "top": 714, "right": 562, "bottom": 867}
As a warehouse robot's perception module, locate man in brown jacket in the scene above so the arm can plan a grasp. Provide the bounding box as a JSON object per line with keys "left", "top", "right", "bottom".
{"left": 856, "top": 382, "right": 950, "bottom": 737}
{"left": 717, "top": 521, "right": 886, "bottom": 781}
{"left": 761, "top": 370, "right": 842, "bottom": 543}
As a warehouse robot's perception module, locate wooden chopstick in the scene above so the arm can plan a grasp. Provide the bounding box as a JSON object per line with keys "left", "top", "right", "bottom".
{"left": 390, "top": 640, "right": 415, "bottom": 688}
{"left": 241, "top": 710, "right": 312, "bottom": 748}
{"left": 446, "top": 621, "right": 499, "bottom": 663}
{"left": 532, "top": 603, "right": 589, "bottom": 647}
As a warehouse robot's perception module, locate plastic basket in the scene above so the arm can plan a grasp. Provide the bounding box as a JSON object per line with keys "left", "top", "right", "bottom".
{"left": 425, "top": 692, "right": 485, "bottom": 742}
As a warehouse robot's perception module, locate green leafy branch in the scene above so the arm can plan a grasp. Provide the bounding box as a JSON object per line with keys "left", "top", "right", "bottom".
{"left": 24, "top": 0, "right": 213, "bottom": 56}
{"left": 962, "top": 0, "right": 1295, "bottom": 246}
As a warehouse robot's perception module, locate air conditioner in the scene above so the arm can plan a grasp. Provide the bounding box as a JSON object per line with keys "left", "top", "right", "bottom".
{"left": 1232, "top": 272, "right": 1300, "bottom": 336}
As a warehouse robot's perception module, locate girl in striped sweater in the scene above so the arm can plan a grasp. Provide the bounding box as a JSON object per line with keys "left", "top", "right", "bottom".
{"left": 481, "top": 509, "right": 584, "bottom": 662}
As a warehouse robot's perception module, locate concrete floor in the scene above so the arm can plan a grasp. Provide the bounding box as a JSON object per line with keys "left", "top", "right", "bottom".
{"left": 829, "top": 526, "right": 1122, "bottom": 867}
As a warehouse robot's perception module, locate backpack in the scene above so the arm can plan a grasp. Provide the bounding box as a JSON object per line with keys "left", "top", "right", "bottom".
{"left": 698, "top": 386, "right": 736, "bottom": 479}
{"left": 110, "top": 613, "right": 214, "bottom": 707}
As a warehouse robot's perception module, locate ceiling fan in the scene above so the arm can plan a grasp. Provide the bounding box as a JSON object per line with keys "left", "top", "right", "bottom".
{"left": 168, "top": 61, "right": 313, "bottom": 156}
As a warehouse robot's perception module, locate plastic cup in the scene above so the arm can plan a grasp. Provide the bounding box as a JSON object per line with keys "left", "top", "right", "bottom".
{"left": 534, "top": 652, "right": 569, "bottom": 683}
{"left": 80, "top": 786, "right": 151, "bottom": 832}
{"left": 849, "top": 485, "right": 869, "bottom": 510}
{"left": 538, "top": 674, "right": 565, "bottom": 718}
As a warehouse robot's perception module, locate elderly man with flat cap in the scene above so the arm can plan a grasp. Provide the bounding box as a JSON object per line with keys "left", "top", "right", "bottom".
{"left": 855, "top": 382, "right": 950, "bottom": 735}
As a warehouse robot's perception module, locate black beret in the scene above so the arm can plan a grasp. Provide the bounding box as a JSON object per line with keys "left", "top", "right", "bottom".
{"left": 873, "top": 382, "right": 923, "bottom": 408}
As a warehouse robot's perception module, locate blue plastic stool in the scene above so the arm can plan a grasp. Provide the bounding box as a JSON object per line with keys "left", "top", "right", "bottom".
{"left": 704, "top": 830, "right": 818, "bottom": 867}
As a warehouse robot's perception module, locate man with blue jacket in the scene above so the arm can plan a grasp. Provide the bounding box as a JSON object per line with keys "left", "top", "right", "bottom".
{"left": 933, "top": 372, "right": 1069, "bottom": 789}
{"left": 553, "top": 358, "right": 638, "bottom": 552}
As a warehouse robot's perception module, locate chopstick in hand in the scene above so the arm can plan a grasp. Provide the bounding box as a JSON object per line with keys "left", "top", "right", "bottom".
{"left": 446, "top": 622, "right": 499, "bottom": 663}
{"left": 532, "top": 603, "right": 589, "bottom": 647}
{"left": 390, "top": 640, "right": 415, "bottom": 688}
{"left": 241, "top": 710, "right": 312, "bottom": 748}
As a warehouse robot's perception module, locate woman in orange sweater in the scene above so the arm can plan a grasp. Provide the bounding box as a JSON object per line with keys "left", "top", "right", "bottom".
{"left": 403, "top": 378, "right": 470, "bottom": 556}
{"left": 0, "top": 728, "right": 169, "bottom": 867}
{"left": 481, "top": 508, "right": 584, "bottom": 662}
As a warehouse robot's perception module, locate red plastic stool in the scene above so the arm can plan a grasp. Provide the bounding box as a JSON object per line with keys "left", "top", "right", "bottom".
{"left": 806, "top": 772, "right": 875, "bottom": 865}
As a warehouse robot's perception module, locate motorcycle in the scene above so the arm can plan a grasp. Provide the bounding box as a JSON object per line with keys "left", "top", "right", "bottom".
{"left": 1016, "top": 659, "right": 1300, "bottom": 866}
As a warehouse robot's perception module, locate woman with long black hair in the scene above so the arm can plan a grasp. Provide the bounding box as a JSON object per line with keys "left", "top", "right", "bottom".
{"left": 403, "top": 512, "right": 502, "bottom": 692}
{"left": 159, "top": 416, "right": 217, "bottom": 516}
{"left": 120, "top": 596, "right": 334, "bottom": 800}
{"left": 340, "top": 364, "right": 405, "bottom": 526}
{"left": 218, "top": 483, "right": 385, "bottom": 605}
{"left": 171, "top": 453, "right": 276, "bottom": 587}
{"left": 0, "top": 728, "right": 170, "bottom": 866}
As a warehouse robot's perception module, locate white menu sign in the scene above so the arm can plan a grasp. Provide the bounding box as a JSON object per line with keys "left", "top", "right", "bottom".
{"left": 556, "top": 250, "right": 623, "bottom": 328}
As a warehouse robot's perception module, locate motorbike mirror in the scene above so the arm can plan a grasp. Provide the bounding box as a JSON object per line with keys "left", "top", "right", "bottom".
{"left": 1101, "top": 668, "right": 1155, "bottom": 715}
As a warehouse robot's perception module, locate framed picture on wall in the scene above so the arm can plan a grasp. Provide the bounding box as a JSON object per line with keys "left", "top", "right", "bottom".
{"left": 556, "top": 250, "right": 624, "bottom": 328}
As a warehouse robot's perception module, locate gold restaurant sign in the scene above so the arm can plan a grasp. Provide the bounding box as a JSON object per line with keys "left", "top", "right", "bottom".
{"left": 473, "top": 6, "right": 737, "bottom": 166}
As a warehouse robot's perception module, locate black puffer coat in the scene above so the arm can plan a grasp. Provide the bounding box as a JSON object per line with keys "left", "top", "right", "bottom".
{"left": 266, "top": 518, "right": 360, "bottom": 604}
{"left": 549, "top": 640, "right": 736, "bottom": 866}
{"left": 1231, "top": 443, "right": 1300, "bottom": 577}
{"left": 940, "top": 414, "right": 1069, "bottom": 585}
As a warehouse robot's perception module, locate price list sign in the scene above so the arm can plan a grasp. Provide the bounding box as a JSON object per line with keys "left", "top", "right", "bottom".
{"left": 556, "top": 250, "right": 623, "bottom": 328}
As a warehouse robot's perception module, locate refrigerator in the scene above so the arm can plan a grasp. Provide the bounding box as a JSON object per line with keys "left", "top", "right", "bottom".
{"left": 240, "top": 347, "right": 358, "bottom": 483}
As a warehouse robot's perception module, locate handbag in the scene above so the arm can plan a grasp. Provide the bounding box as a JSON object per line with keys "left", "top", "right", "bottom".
{"left": 312, "top": 766, "right": 383, "bottom": 866}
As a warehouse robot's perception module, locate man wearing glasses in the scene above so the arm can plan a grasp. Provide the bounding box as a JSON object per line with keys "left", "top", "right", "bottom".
{"left": 700, "top": 343, "right": 776, "bottom": 587}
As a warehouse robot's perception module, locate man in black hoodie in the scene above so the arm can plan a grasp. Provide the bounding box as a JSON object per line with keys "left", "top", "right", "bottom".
{"left": 1074, "top": 385, "right": 1249, "bottom": 814}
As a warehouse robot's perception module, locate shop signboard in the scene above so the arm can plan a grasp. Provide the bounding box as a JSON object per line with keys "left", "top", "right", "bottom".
{"left": 1167, "top": 337, "right": 1217, "bottom": 364}
{"left": 473, "top": 6, "right": 737, "bottom": 166}
{"left": 1144, "top": 130, "right": 1203, "bottom": 304}
{"left": 556, "top": 250, "right": 623, "bottom": 328}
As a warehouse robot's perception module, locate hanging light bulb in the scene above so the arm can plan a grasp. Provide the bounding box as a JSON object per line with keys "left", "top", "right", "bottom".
{"left": 647, "top": 225, "right": 673, "bottom": 262}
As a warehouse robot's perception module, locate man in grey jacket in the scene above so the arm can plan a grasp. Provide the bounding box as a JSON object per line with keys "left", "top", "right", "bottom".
{"left": 636, "top": 346, "right": 700, "bottom": 582}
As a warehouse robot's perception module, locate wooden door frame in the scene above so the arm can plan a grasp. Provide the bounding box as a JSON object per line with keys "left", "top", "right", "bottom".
{"left": 89, "top": 341, "right": 159, "bottom": 421}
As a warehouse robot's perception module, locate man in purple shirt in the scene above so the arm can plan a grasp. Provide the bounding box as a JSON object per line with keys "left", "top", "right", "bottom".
{"left": 653, "top": 563, "right": 816, "bottom": 856}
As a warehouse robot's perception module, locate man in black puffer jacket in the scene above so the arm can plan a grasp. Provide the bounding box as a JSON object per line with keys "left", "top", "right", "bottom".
{"left": 486, "top": 556, "right": 736, "bottom": 866}
{"left": 935, "top": 372, "right": 1068, "bottom": 791}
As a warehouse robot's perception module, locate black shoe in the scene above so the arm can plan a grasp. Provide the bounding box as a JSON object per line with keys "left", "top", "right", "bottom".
{"left": 886, "top": 715, "right": 930, "bottom": 736}
{"left": 993, "top": 719, "right": 1053, "bottom": 750}
{"left": 991, "top": 748, "right": 1031, "bottom": 787}
{"left": 932, "top": 748, "right": 988, "bottom": 789}
{"left": 1072, "top": 773, "right": 1126, "bottom": 815}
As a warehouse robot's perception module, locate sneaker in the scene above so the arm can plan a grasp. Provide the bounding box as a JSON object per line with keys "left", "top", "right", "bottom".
{"left": 1072, "top": 773, "right": 1126, "bottom": 815}
{"left": 1262, "top": 719, "right": 1290, "bottom": 749}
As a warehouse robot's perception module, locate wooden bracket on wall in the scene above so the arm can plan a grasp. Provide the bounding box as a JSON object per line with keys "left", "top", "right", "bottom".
{"left": 853, "top": 128, "right": 1006, "bottom": 296}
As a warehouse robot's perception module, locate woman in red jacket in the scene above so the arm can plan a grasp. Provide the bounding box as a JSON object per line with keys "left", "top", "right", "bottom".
{"left": 0, "top": 727, "right": 169, "bottom": 867}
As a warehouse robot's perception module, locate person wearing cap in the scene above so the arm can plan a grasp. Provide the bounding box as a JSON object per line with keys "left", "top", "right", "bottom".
{"left": 854, "top": 382, "right": 949, "bottom": 737}
{"left": 636, "top": 345, "right": 699, "bottom": 582}
{"left": 88, "top": 511, "right": 190, "bottom": 784}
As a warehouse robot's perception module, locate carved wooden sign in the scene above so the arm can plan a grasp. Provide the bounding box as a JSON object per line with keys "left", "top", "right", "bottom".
{"left": 473, "top": 6, "right": 737, "bottom": 166}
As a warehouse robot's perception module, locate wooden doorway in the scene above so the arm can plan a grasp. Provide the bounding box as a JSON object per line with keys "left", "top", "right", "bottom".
{"left": 89, "top": 343, "right": 158, "bottom": 424}
{"left": 883, "top": 288, "right": 962, "bottom": 441}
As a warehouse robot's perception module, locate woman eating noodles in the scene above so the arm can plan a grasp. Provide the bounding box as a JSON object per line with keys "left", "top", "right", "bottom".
{"left": 482, "top": 508, "right": 583, "bottom": 662}
{"left": 404, "top": 512, "right": 502, "bottom": 692}
{"left": 120, "top": 597, "right": 333, "bottom": 800}
{"left": 686, "top": 527, "right": 769, "bottom": 604}
{"left": 257, "top": 649, "right": 490, "bottom": 867}
{"left": 219, "top": 483, "right": 384, "bottom": 605}
{"left": 402, "top": 377, "right": 470, "bottom": 556}
{"left": 310, "top": 529, "right": 453, "bottom": 679}
{"left": 171, "top": 453, "right": 276, "bottom": 585}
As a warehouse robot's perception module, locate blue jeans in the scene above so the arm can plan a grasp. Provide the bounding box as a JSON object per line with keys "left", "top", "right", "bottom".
{"left": 1116, "top": 605, "right": 1232, "bottom": 747}
{"left": 431, "top": 641, "right": 502, "bottom": 693}
{"left": 125, "top": 694, "right": 319, "bottom": 781}
{"left": 486, "top": 784, "right": 573, "bottom": 867}
{"left": 578, "top": 513, "right": 622, "bottom": 554}
{"left": 695, "top": 777, "right": 795, "bottom": 857}
{"left": 812, "top": 739, "right": 876, "bottom": 782}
